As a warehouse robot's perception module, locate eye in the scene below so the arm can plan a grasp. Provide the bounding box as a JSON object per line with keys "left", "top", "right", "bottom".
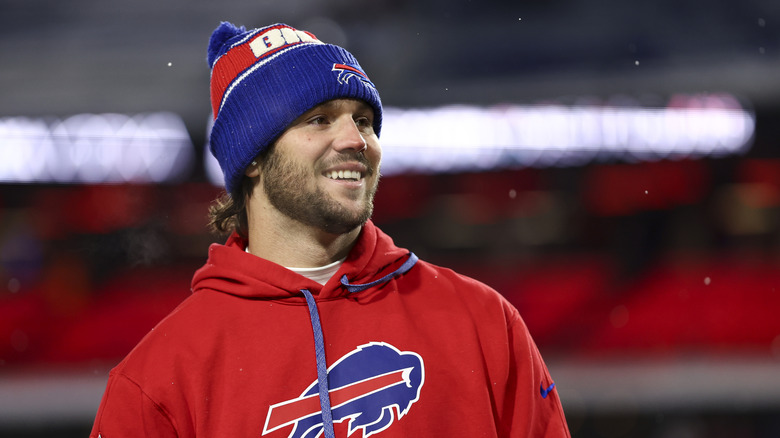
{"left": 307, "top": 115, "right": 329, "bottom": 125}
{"left": 354, "top": 116, "right": 373, "bottom": 131}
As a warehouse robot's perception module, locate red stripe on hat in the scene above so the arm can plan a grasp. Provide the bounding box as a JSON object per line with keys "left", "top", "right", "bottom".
{"left": 210, "top": 43, "right": 257, "bottom": 117}
{"left": 209, "top": 25, "right": 319, "bottom": 118}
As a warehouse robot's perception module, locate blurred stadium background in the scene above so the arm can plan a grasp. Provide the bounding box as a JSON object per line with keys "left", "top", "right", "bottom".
{"left": 2, "top": 0, "right": 780, "bottom": 436}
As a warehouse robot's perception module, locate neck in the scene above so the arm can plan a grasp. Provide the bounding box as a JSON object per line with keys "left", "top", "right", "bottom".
{"left": 246, "top": 201, "right": 361, "bottom": 268}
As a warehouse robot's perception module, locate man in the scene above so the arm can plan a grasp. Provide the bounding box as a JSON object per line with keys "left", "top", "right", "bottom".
{"left": 90, "top": 22, "right": 570, "bottom": 437}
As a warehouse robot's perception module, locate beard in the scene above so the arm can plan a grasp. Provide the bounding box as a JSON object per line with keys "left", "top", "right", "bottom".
{"left": 259, "top": 147, "right": 379, "bottom": 235}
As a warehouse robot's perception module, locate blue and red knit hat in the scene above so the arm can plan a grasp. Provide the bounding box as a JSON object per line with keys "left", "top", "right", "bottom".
{"left": 207, "top": 22, "right": 383, "bottom": 195}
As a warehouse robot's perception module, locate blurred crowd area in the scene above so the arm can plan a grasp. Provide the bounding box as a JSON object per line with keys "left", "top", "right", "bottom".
{"left": 3, "top": 144, "right": 780, "bottom": 438}
{"left": 3, "top": 154, "right": 780, "bottom": 368}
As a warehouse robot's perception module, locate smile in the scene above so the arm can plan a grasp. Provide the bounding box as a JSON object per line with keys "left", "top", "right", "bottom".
{"left": 325, "top": 170, "right": 363, "bottom": 182}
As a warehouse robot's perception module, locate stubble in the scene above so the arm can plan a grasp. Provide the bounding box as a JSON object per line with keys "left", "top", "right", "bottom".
{"left": 260, "top": 148, "right": 379, "bottom": 235}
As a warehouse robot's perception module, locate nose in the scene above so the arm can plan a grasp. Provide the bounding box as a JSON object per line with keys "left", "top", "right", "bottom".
{"left": 332, "top": 117, "right": 367, "bottom": 152}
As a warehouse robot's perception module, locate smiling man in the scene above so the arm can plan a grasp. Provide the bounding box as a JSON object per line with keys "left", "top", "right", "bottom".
{"left": 90, "top": 22, "right": 570, "bottom": 438}
{"left": 243, "top": 98, "right": 381, "bottom": 264}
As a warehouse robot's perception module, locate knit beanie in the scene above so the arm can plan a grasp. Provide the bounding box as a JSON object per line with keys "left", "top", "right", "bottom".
{"left": 207, "top": 22, "right": 383, "bottom": 195}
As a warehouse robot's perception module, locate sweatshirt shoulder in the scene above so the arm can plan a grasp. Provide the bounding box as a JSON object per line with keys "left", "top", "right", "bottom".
{"left": 411, "top": 259, "right": 521, "bottom": 319}
{"left": 413, "top": 258, "right": 501, "bottom": 294}
{"left": 112, "top": 291, "right": 222, "bottom": 371}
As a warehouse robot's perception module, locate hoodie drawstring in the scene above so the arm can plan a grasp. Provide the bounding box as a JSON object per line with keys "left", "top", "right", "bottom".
{"left": 301, "top": 289, "right": 335, "bottom": 438}
{"left": 300, "top": 252, "right": 418, "bottom": 438}
{"left": 339, "top": 252, "right": 419, "bottom": 293}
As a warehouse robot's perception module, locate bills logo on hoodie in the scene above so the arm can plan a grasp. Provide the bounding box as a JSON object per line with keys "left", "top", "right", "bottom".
{"left": 263, "top": 342, "right": 425, "bottom": 438}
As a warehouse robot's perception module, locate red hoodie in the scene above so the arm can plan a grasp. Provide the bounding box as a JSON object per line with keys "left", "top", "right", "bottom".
{"left": 90, "top": 221, "right": 570, "bottom": 437}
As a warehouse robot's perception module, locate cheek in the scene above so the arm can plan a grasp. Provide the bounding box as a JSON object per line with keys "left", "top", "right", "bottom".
{"left": 285, "top": 134, "right": 324, "bottom": 166}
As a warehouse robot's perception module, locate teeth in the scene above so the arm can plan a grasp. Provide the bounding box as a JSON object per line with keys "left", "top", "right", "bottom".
{"left": 327, "top": 170, "right": 362, "bottom": 181}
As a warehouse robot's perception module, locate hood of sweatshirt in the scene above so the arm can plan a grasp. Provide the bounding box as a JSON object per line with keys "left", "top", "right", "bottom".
{"left": 189, "top": 220, "right": 417, "bottom": 437}
{"left": 191, "top": 220, "right": 414, "bottom": 302}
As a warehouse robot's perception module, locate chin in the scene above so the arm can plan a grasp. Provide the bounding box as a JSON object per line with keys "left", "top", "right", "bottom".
{"left": 319, "top": 209, "right": 372, "bottom": 235}
{"left": 317, "top": 202, "right": 373, "bottom": 234}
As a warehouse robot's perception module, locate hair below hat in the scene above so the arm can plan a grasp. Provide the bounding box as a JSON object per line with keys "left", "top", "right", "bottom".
{"left": 207, "top": 22, "right": 383, "bottom": 195}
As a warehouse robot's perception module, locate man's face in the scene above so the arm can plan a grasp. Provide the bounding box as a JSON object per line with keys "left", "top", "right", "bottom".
{"left": 257, "top": 99, "right": 381, "bottom": 235}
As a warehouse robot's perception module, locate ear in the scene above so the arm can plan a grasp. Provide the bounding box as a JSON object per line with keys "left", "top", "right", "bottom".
{"left": 245, "top": 160, "right": 260, "bottom": 178}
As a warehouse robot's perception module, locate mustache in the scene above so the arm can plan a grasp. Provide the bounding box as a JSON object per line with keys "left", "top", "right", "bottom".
{"left": 322, "top": 152, "right": 377, "bottom": 176}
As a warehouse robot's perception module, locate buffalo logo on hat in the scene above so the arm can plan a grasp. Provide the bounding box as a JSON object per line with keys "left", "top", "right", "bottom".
{"left": 332, "top": 63, "right": 376, "bottom": 88}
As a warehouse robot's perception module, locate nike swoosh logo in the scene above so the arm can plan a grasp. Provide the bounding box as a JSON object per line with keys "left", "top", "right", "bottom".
{"left": 540, "top": 382, "right": 556, "bottom": 399}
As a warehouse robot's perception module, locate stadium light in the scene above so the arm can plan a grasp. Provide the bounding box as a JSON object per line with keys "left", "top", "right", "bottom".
{"left": 204, "top": 93, "right": 755, "bottom": 185}
{"left": 0, "top": 112, "right": 194, "bottom": 184}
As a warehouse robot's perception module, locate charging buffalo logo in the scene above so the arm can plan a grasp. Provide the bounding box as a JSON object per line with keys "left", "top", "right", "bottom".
{"left": 332, "top": 63, "right": 376, "bottom": 88}
{"left": 263, "top": 342, "right": 425, "bottom": 438}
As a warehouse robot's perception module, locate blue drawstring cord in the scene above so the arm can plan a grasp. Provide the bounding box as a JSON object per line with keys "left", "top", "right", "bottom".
{"left": 340, "top": 252, "right": 418, "bottom": 293}
{"left": 301, "top": 289, "right": 335, "bottom": 438}
{"left": 300, "top": 252, "right": 417, "bottom": 438}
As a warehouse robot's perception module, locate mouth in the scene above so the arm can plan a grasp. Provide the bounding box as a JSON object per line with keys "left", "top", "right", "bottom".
{"left": 325, "top": 169, "right": 364, "bottom": 182}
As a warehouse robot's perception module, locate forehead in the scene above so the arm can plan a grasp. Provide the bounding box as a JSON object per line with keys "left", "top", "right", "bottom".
{"left": 307, "top": 98, "right": 374, "bottom": 115}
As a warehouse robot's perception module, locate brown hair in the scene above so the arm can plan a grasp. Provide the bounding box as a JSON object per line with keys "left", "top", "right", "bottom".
{"left": 207, "top": 175, "right": 254, "bottom": 239}
{"left": 207, "top": 139, "right": 276, "bottom": 239}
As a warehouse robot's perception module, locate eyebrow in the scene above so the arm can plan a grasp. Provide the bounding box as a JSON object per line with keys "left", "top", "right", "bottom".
{"left": 317, "top": 99, "right": 372, "bottom": 113}
{"left": 290, "top": 99, "right": 373, "bottom": 127}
